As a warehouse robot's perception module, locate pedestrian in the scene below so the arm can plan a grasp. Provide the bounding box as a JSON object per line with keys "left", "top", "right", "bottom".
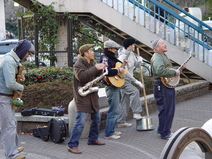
{"left": 150, "top": 39, "right": 184, "bottom": 139}
{"left": 0, "top": 39, "right": 35, "bottom": 159}
{"left": 117, "top": 38, "right": 144, "bottom": 128}
{"left": 150, "top": 0, "right": 166, "bottom": 23}
{"left": 150, "top": 0, "right": 167, "bottom": 37}
{"left": 67, "top": 44, "right": 106, "bottom": 154}
{"left": 99, "top": 40, "right": 125, "bottom": 139}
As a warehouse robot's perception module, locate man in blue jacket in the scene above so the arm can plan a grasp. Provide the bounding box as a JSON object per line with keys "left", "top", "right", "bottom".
{"left": 0, "top": 39, "right": 35, "bottom": 159}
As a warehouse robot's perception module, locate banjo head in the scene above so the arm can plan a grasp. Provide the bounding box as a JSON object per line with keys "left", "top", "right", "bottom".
{"left": 164, "top": 76, "right": 180, "bottom": 86}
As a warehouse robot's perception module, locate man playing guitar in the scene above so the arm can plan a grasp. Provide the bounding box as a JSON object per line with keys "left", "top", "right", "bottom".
{"left": 150, "top": 39, "right": 186, "bottom": 140}
{"left": 0, "top": 39, "right": 35, "bottom": 159}
{"left": 99, "top": 40, "right": 124, "bottom": 139}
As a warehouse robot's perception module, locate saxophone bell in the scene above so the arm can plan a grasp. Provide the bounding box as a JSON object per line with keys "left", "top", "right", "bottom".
{"left": 78, "top": 86, "right": 99, "bottom": 97}
{"left": 78, "top": 68, "right": 108, "bottom": 97}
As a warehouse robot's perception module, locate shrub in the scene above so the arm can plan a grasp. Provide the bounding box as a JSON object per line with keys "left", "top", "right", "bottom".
{"left": 17, "top": 80, "right": 73, "bottom": 114}
{"left": 22, "top": 66, "right": 73, "bottom": 85}
{"left": 18, "top": 66, "right": 154, "bottom": 114}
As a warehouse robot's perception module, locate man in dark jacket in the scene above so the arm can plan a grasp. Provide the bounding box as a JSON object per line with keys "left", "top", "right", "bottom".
{"left": 67, "top": 44, "right": 107, "bottom": 154}
{"left": 99, "top": 40, "right": 125, "bottom": 139}
{"left": 0, "top": 39, "right": 35, "bottom": 159}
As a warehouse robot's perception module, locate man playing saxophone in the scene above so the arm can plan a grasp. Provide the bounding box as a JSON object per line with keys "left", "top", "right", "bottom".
{"left": 68, "top": 44, "right": 107, "bottom": 154}
{"left": 0, "top": 39, "right": 35, "bottom": 159}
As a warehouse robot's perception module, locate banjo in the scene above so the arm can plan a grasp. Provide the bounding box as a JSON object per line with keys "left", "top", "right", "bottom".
{"left": 161, "top": 51, "right": 193, "bottom": 88}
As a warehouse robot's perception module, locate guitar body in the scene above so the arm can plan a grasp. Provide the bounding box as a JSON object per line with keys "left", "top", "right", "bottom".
{"left": 106, "top": 62, "right": 127, "bottom": 87}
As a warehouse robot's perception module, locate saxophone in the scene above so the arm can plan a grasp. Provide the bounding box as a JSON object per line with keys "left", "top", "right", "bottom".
{"left": 78, "top": 68, "right": 108, "bottom": 97}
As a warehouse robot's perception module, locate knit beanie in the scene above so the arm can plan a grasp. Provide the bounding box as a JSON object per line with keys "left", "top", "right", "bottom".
{"left": 152, "top": 39, "right": 162, "bottom": 49}
{"left": 123, "top": 38, "right": 136, "bottom": 49}
{"left": 13, "top": 40, "right": 35, "bottom": 60}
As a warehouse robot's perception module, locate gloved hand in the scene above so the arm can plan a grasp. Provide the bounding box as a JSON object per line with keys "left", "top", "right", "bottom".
{"left": 134, "top": 80, "right": 144, "bottom": 88}
{"left": 137, "top": 56, "right": 143, "bottom": 63}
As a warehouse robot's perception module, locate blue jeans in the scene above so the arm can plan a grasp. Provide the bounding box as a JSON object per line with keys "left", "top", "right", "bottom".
{"left": 68, "top": 111, "right": 100, "bottom": 147}
{"left": 153, "top": 80, "right": 175, "bottom": 138}
{"left": 104, "top": 86, "right": 120, "bottom": 137}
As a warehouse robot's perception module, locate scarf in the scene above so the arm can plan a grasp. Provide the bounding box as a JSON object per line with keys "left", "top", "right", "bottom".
{"left": 103, "top": 49, "right": 122, "bottom": 63}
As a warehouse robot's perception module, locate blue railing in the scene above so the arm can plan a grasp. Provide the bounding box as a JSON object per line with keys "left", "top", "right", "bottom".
{"left": 101, "top": 0, "right": 212, "bottom": 66}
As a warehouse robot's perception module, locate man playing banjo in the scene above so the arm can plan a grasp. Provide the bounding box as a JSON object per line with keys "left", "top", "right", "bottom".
{"left": 150, "top": 39, "right": 186, "bottom": 139}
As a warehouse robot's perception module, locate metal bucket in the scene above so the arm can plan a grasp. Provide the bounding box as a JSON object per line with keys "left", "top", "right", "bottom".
{"left": 136, "top": 116, "right": 154, "bottom": 131}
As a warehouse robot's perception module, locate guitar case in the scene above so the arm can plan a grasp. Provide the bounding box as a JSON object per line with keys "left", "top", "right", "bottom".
{"left": 34, "top": 108, "right": 64, "bottom": 116}
{"left": 33, "top": 118, "right": 67, "bottom": 143}
{"left": 49, "top": 118, "right": 67, "bottom": 143}
{"left": 21, "top": 107, "right": 64, "bottom": 116}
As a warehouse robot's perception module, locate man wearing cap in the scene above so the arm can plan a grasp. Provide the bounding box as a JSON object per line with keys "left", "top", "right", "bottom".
{"left": 99, "top": 40, "right": 125, "bottom": 139}
{"left": 117, "top": 38, "right": 144, "bottom": 128}
{"left": 0, "top": 39, "right": 35, "bottom": 159}
{"left": 150, "top": 39, "right": 181, "bottom": 139}
{"left": 67, "top": 44, "right": 106, "bottom": 154}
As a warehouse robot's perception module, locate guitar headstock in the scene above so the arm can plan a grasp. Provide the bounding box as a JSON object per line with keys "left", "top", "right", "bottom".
{"left": 189, "top": 51, "right": 195, "bottom": 57}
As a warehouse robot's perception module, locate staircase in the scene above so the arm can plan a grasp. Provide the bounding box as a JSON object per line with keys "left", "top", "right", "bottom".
{"left": 14, "top": 0, "right": 212, "bottom": 83}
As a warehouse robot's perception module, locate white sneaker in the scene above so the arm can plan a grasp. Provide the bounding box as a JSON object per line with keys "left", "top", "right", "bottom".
{"left": 133, "top": 113, "right": 143, "bottom": 120}
{"left": 117, "top": 122, "right": 132, "bottom": 128}
{"left": 114, "top": 131, "right": 122, "bottom": 136}
{"left": 104, "top": 135, "right": 121, "bottom": 139}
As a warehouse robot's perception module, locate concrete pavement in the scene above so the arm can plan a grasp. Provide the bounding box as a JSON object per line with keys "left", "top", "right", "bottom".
{"left": 0, "top": 90, "right": 212, "bottom": 159}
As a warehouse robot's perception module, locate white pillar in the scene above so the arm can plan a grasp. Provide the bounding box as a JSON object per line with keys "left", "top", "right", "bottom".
{"left": 0, "top": 0, "right": 6, "bottom": 40}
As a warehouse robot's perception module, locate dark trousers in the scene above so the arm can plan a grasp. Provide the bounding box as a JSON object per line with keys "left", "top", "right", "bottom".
{"left": 153, "top": 80, "right": 175, "bottom": 137}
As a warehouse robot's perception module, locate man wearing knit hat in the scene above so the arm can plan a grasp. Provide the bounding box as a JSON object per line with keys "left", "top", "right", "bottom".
{"left": 0, "top": 39, "right": 35, "bottom": 159}
{"left": 117, "top": 38, "right": 144, "bottom": 128}
{"left": 68, "top": 44, "right": 106, "bottom": 154}
{"left": 99, "top": 40, "right": 125, "bottom": 139}
{"left": 150, "top": 39, "right": 181, "bottom": 139}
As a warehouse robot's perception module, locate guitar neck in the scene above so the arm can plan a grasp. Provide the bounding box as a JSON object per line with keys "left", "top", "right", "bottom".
{"left": 12, "top": 65, "right": 24, "bottom": 108}
{"left": 177, "top": 52, "right": 193, "bottom": 71}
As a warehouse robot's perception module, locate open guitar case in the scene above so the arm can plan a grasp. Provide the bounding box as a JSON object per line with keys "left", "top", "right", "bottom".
{"left": 33, "top": 118, "right": 68, "bottom": 143}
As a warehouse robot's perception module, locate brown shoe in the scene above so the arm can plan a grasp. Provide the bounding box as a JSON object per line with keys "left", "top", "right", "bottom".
{"left": 68, "top": 147, "right": 82, "bottom": 154}
{"left": 87, "top": 140, "right": 105, "bottom": 145}
{"left": 18, "top": 146, "right": 24, "bottom": 153}
{"left": 14, "top": 155, "right": 25, "bottom": 159}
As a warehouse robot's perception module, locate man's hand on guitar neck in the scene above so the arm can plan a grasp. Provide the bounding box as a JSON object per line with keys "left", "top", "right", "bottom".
{"left": 175, "top": 70, "right": 180, "bottom": 76}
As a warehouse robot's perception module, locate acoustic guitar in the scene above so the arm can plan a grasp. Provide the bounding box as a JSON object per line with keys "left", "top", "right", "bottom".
{"left": 160, "top": 51, "right": 193, "bottom": 88}
{"left": 106, "top": 51, "right": 130, "bottom": 87}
